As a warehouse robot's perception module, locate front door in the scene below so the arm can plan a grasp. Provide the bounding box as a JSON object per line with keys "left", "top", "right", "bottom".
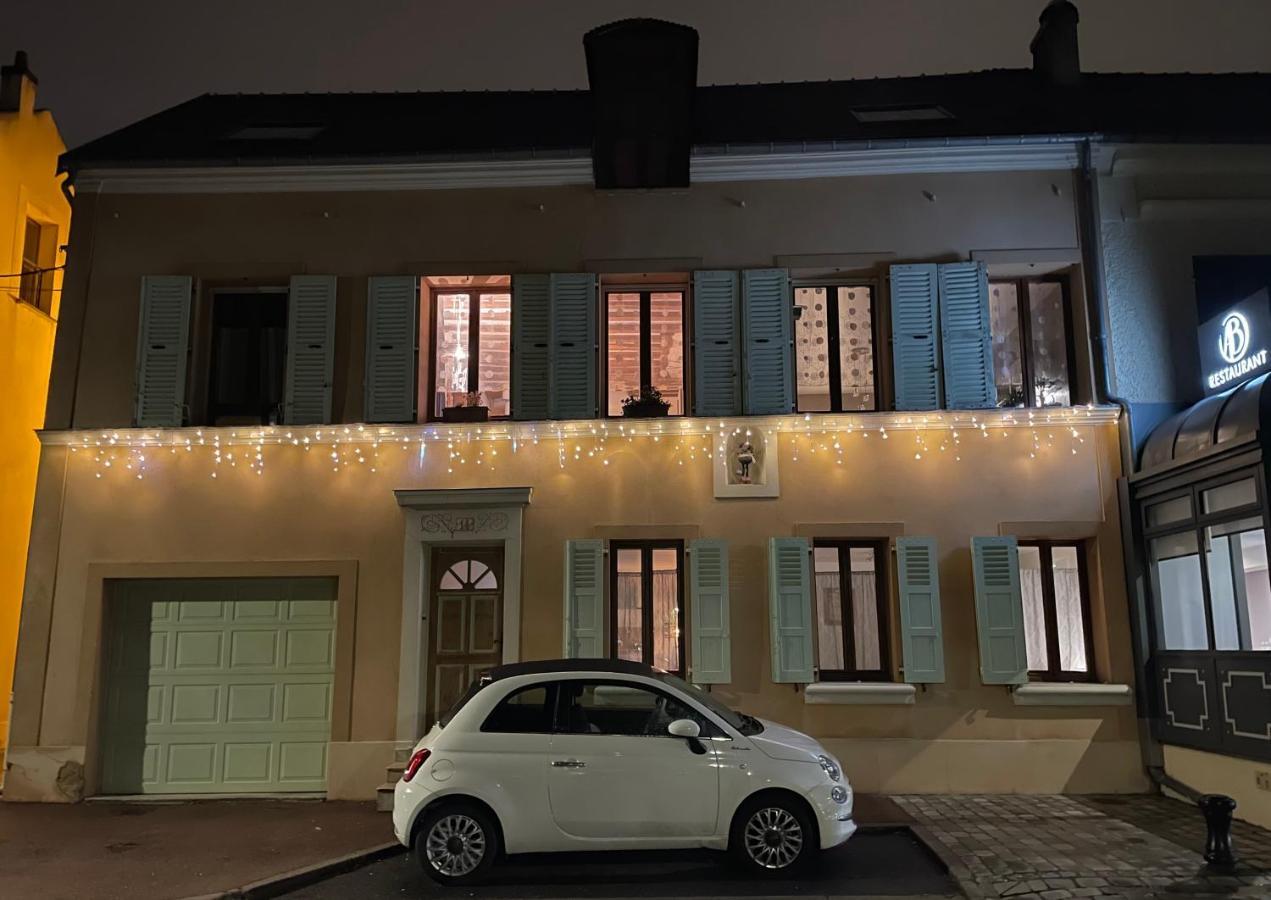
{"left": 427, "top": 547, "right": 503, "bottom": 726}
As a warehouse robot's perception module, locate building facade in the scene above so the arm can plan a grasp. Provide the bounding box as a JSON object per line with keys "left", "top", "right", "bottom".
{"left": 0, "top": 52, "right": 70, "bottom": 778}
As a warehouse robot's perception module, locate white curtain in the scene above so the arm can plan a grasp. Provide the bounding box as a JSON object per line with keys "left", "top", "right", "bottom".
{"left": 814, "top": 572, "right": 880, "bottom": 671}
{"left": 616, "top": 571, "right": 680, "bottom": 670}
{"left": 1021, "top": 569, "right": 1049, "bottom": 671}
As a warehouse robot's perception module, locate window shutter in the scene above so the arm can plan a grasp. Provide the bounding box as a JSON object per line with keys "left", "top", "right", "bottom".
{"left": 511, "top": 274, "right": 551, "bottom": 421}
{"left": 889, "top": 264, "right": 941, "bottom": 411}
{"left": 896, "top": 537, "right": 946, "bottom": 684}
{"left": 742, "top": 268, "right": 793, "bottom": 415}
{"left": 689, "top": 539, "right": 731, "bottom": 684}
{"left": 563, "top": 539, "right": 605, "bottom": 658}
{"left": 363, "top": 276, "right": 418, "bottom": 423}
{"left": 692, "top": 270, "right": 741, "bottom": 416}
{"left": 283, "top": 275, "right": 337, "bottom": 425}
{"left": 548, "top": 273, "right": 598, "bottom": 420}
{"left": 134, "top": 275, "right": 193, "bottom": 427}
{"left": 971, "top": 536, "right": 1028, "bottom": 685}
{"left": 768, "top": 537, "right": 813, "bottom": 683}
{"left": 938, "top": 261, "right": 995, "bottom": 409}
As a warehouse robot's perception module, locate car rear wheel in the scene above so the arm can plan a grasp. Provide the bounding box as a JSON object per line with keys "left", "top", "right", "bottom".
{"left": 414, "top": 801, "right": 499, "bottom": 885}
{"left": 730, "top": 795, "right": 816, "bottom": 875}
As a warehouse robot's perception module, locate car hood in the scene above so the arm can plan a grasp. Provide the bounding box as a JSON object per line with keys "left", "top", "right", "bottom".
{"left": 748, "top": 718, "right": 829, "bottom": 763}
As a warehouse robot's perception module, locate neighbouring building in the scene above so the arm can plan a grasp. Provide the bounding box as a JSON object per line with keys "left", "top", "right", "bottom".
{"left": 7, "top": 3, "right": 1269, "bottom": 813}
{"left": 0, "top": 51, "right": 70, "bottom": 779}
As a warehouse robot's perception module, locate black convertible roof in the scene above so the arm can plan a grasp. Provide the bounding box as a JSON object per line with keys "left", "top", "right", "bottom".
{"left": 485, "top": 659, "right": 665, "bottom": 681}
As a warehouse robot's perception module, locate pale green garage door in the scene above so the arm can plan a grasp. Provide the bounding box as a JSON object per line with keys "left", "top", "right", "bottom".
{"left": 100, "top": 578, "right": 336, "bottom": 794}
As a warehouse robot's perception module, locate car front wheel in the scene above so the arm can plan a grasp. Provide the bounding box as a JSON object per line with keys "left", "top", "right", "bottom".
{"left": 414, "top": 801, "right": 499, "bottom": 885}
{"left": 730, "top": 795, "right": 816, "bottom": 875}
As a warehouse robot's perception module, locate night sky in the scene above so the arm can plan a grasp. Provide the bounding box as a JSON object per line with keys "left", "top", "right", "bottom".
{"left": 8, "top": 0, "right": 1271, "bottom": 149}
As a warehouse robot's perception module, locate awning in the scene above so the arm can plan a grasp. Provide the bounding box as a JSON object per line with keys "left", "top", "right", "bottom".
{"left": 1139, "top": 373, "right": 1271, "bottom": 474}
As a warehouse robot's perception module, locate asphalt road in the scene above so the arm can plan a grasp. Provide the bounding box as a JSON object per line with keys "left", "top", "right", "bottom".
{"left": 283, "top": 828, "right": 961, "bottom": 898}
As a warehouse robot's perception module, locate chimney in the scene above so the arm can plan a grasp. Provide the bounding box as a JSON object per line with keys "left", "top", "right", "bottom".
{"left": 1, "top": 50, "right": 38, "bottom": 114}
{"left": 584, "top": 19, "right": 698, "bottom": 189}
{"left": 1030, "top": 1, "right": 1081, "bottom": 86}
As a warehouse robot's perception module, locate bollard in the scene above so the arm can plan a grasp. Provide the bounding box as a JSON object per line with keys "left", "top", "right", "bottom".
{"left": 1199, "top": 793, "right": 1237, "bottom": 869}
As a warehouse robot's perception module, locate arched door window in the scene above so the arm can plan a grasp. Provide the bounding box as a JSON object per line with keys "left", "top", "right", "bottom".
{"left": 438, "top": 559, "right": 499, "bottom": 591}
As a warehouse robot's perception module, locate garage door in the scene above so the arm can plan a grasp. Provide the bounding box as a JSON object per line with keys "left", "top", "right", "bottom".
{"left": 100, "top": 577, "right": 337, "bottom": 795}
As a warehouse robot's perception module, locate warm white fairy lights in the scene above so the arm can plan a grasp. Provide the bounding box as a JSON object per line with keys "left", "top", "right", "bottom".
{"left": 52, "top": 406, "right": 1114, "bottom": 483}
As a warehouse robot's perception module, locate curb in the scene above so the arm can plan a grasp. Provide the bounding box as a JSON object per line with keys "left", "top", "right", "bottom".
{"left": 180, "top": 841, "right": 405, "bottom": 900}
{"left": 907, "top": 823, "right": 989, "bottom": 900}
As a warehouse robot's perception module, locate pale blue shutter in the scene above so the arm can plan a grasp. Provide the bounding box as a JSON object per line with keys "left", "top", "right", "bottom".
{"left": 511, "top": 274, "right": 551, "bottom": 420}
{"left": 564, "top": 539, "right": 605, "bottom": 658}
{"left": 768, "top": 537, "right": 813, "bottom": 683}
{"left": 549, "top": 273, "right": 598, "bottom": 420}
{"left": 363, "top": 276, "right": 418, "bottom": 423}
{"left": 890, "top": 264, "right": 941, "bottom": 411}
{"left": 896, "top": 537, "right": 946, "bottom": 683}
{"left": 971, "top": 536, "right": 1028, "bottom": 685}
{"left": 134, "top": 276, "right": 193, "bottom": 427}
{"left": 742, "top": 268, "right": 793, "bottom": 415}
{"left": 938, "top": 261, "right": 995, "bottom": 409}
{"left": 284, "top": 275, "right": 337, "bottom": 425}
{"left": 692, "top": 271, "right": 741, "bottom": 416}
{"left": 689, "top": 539, "right": 731, "bottom": 684}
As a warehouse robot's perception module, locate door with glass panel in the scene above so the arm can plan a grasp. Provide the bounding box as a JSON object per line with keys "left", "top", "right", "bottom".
{"left": 427, "top": 548, "right": 504, "bottom": 726}
{"left": 811, "top": 540, "right": 889, "bottom": 680}
{"left": 604, "top": 290, "right": 685, "bottom": 415}
{"left": 793, "top": 286, "right": 877, "bottom": 413}
{"left": 429, "top": 281, "right": 512, "bottom": 418}
{"left": 608, "top": 540, "right": 685, "bottom": 675}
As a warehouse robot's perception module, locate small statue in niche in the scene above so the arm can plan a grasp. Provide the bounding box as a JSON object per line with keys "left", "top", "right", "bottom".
{"left": 733, "top": 438, "right": 757, "bottom": 484}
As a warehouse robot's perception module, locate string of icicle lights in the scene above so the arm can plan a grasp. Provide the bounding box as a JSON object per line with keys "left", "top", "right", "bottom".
{"left": 48, "top": 406, "right": 1116, "bottom": 482}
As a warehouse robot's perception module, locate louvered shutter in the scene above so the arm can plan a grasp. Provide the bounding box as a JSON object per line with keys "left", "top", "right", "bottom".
{"left": 971, "top": 536, "right": 1028, "bottom": 685}
{"left": 896, "top": 537, "right": 946, "bottom": 684}
{"left": 511, "top": 274, "right": 551, "bottom": 420}
{"left": 363, "top": 276, "right": 418, "bottom": 423}
{"left": 689, "top": 539, "right": 731, "bottom": 684}
{"left": 563, "top": 539, "right": 605, "bottom": 658}
{"left": 938, "top": 261, "right": 995, "bottom": 409}
{"left": 692, "top": 271, "right": 741, "bottom": 416}
{"left": 283, "top": 275, "right": 337, "bottom": 425}
{"left": 742, "top": 268, "right": 794, "bottom": 415}
{"left": 134, "top": 276, "right": 193, "bottom": 427}
{"left": 548, "top": 273, "right": 598, "bottom": 420}
{"left": 768, "top": 537, "right": 813, "bottom": 683}
{"left": 890, "top": 264, "right": 941, "bottom": 411}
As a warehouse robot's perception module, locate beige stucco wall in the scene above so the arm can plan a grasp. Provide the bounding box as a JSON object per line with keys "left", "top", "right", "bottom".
{"left": 1163, "top": 744, "right": 1271, "bottom": 830}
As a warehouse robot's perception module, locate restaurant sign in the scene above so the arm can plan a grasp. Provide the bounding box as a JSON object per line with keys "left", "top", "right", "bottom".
{"left": 1199, "top": 288, "right": 1271, "bottom": 395}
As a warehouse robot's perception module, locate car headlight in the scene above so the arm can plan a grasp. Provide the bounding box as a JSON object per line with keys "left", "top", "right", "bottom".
{"left": 830, "top": 786, "right": 849, "bottom": 804}
{"left": 817, "top": 754, "right": 841, "bottom": 782}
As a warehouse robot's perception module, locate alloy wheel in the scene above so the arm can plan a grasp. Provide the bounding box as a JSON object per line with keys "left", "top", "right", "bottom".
{"left": 743, "top": 806, "right": 804, "bottom": 869}
{"left": 424, "top": 813, "right": 487, "bottom": 877}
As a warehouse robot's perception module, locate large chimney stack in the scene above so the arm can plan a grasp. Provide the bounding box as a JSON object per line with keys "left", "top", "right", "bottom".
{"left": 1030, "top": 1, "right": 1081, "bottom": 87}
{"left": 1, "top": 50, "right": 38, "bottom": 114}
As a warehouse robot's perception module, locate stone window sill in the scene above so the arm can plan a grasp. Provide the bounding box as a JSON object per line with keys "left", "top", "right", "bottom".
{"left": 1011, "top": 683, "right": 1133, "bottom": 706}
{"left": 804, "top": 682, "right": 916, "bottom": 705}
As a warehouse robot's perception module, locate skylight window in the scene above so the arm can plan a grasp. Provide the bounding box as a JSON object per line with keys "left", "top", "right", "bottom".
{"left": 850, "top": 106, "right": 952, "bottom": 123}
{"left": 225, "top": 124, "right": 326, "bottom": 141}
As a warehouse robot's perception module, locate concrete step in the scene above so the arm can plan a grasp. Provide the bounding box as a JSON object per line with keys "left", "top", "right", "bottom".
{"left": 386, "top": 763, "right": 406, "bottom": 780}
{"left": 393, "top": 745, "right": 413, "bottom": 764}
{"left": 376, "top": 783, "right": 395, "bottom": 813}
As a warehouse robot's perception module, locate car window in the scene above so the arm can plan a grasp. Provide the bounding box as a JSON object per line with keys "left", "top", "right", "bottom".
{"left": 555, "top": 680, "right": 714, "bottom": 737}
{"left": 481, "top": 683, "right": 556, "bottom": 733}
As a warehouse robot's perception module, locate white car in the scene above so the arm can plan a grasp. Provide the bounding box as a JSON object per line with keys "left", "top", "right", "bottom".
{"left": 393, "top": 659, "right": 855, "bottom": 884}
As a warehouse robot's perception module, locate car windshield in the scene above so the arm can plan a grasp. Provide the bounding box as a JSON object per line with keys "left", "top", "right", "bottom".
{"left": 656, "top": 673, "right": 764, "bottom": 736}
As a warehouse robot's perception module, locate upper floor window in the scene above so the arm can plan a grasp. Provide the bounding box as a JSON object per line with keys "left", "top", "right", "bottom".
{"left": 19, "top": 217, "right": 55, "bottom": 313}
{"left": 989, "top": 278, "right": 1073, "bottom": 408}
{"left": 207, "top": 289, "right": 287, "bottom": 425}
{"left": 1018, "top": 541, "right": 1094, "bottom": 680}
{"left": 604, "top": 290, "right": 685, "bottom": 415}
{"left": 610, "top": 540, "right": 685, "bottom": 674}
{"left": 812, "top": 540, "right": 889, "bottom": 680}
{"left": 795, "top": 286, "right": 877, "bottom": 413}
{"left": 427, "top": 276, "right": 512, "bottom": 419}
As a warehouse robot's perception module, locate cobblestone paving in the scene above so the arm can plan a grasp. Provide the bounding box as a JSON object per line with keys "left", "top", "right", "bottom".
{"left": 893, "top": 794, "right": 1271, "bottom": 900}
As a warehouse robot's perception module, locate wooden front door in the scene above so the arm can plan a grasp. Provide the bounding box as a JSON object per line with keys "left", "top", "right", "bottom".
{"left": 427, "top": 547, "right": 504, "bottom": 726}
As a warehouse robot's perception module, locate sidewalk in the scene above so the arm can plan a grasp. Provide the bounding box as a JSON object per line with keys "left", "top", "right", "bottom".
{"left": 0, "top": 798, "right": 390, "bottom": 900}
{"left": 897, "top": 794, "right": 1271, "bottom": 899}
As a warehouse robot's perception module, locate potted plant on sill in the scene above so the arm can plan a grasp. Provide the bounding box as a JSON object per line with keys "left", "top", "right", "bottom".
{"left": 442, "top": 391, "right": 490, "bottom": 424}
{"left": 621, "top": 385, "right": 670, "bottom": 418}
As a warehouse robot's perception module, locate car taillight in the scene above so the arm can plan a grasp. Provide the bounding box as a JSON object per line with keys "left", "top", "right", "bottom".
{"left": 402, "top": 748, "right": 431, "bottom": 783}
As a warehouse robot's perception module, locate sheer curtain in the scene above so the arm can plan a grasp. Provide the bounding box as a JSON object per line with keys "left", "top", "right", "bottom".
{"left": 850, "top": 572, "right": 880, "bottom": 670}
{"left": 651, "top": 571, "right": 679, "bottom": 671}
{"left": 1020, "top": 567, "right": 1049, "bottom": 671}
{"left": 615, "top": 573, "right": 642, "bottom": 663}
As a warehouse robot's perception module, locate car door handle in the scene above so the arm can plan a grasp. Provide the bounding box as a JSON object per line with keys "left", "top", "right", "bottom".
{"left": 551, "top": 759, "right": 585, "bottom": 768}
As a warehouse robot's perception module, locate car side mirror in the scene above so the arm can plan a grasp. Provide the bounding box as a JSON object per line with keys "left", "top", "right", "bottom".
{"left": 668, "top": 718, "right": 707, "bottom": 755}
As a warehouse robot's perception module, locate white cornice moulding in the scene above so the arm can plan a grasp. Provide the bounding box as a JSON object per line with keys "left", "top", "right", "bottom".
{"left": 395, "top": 487, "right": 532, "bottom": 509}
{"left": 804, "top": 683, "right": 917, "bottom": 705}
{"left": 1011, "top": 683, "right": 1133, "bottom": 707}
{"left": 73, "top": 143, "right": 1083, "bottom": 194}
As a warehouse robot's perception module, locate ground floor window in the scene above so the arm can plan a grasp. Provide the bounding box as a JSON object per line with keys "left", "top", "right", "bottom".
{"left": 609, "top": 540, "right": 685, "bottom": 674}
{"left": 812, "top": 540, "right": 889, "bottom": 680}
{"left": 1018, "top": 541, "right": 1094, "bottom": 680}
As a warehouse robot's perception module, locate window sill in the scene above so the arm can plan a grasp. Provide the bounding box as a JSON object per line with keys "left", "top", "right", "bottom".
{"left": 1011, "top": 683, "right": 1133, "bottom": 707}
{"left": 804, "top": 682, "right": 916, "bottom": 705}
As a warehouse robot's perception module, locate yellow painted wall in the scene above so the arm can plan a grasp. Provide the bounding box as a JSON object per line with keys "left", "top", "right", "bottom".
{"left": 0, "top": 68, "right": 69, "bottom": 774}
{"left": 1163, "top": 744, "right": 1271, "bottom": 830}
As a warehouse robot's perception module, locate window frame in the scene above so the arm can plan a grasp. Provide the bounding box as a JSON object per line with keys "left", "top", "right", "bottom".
{"left": 791, "top": 282, "right": 881, "bottom": 414}
{"left": 1017, "top": 539, "right": 1096, "bottom": 682}
{"left": 602, "top": 287, "right": 688, "bottom": 417}
{"left": 607, "top": 539, "right": 687, "bottom": 676}
{"left": 425, "top": 284, "right": 512, "bottom": 422}
{"left": 989, "top": 275, "right": 1077, "bottom": 409}
{"left": 548, "top": 677, "right": 723, "bottom": 738}
{"left": 18, "top": 216, "right": 56, "bottom": 314}
{"left": 480, "top": 681, "right": 558, "bottom": 734}
{"left": 1141, "top": 468, "right": 1270, "bottom": 653}
{"left": 811, "top": 538, "right": 891, "bottom": 682}
{"left": 205, "top": 286, "right": 289, "bottom": 426}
